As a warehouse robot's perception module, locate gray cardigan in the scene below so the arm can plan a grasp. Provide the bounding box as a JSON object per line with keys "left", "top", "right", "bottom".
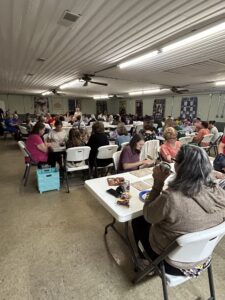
{"left": 144, "top": 181, "right": 225, "bottom": 269}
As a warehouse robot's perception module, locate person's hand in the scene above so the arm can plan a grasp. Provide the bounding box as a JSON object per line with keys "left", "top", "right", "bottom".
{"left": 152, "top": 164, "right": 171, "bottom": 182}
{"left": 212, "top": 170, "right": 225, "bottom": 180}
{"left": 142, "top": 159, "right": 154, "bottom": 166}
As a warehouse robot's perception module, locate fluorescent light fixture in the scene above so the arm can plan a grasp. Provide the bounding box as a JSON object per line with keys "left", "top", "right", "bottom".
{"left": 93, "top": 95, "right": 109, "bottom": 99}
{"left": 118, "top": 50, "right": 159, "bottom": 69}
{"left": 129, "top": 89, "right": 169, "bottom": 96}
{"left": 60, "top": 79, "right": 80, "bottom": 89}
{"left": 215, "top": 81, "right": 225, "bottom": 86}
{"left": 42, "top": 91, "right": 52, "bottom": 96}
{"left": 162, "top": 21, "right": 225, "bottom": 52}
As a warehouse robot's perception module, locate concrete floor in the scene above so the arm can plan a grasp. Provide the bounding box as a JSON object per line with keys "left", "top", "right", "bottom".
{"left": 0, "top": 138, "right": 225, "bottom": 300}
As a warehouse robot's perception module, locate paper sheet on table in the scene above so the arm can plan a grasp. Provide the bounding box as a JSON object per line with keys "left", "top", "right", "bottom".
{"left": 131, "top": 181, "right": 151, "bottom": 191}
{"left": 143, "top": 178, "right": 154, "bottom": 187}
{"left": 130, "top": 168, "right": 153, "bottom": 178}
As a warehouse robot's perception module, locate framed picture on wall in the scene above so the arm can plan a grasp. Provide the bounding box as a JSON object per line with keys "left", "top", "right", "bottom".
{"left": 153, "top": 99, "right": 165, "bottom": 120}
{"left": 96, "top": 100, "right": 107, "bottom": 115}
{"left": 34, "top": 96, "right": 49, "bottom": 115}
{"left": 119, "top": 100, "right": 126, "bottom": 115}
{"left": 135, "top": 100, "right": 143, "bottom": 116}
{"left": 68, "top": 98, "right": 79, "bottom": 113}
{"left": 180, "top": 96, "right": 198, "bottom": 119}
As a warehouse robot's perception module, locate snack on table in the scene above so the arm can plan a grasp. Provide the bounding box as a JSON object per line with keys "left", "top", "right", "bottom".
{"left": 117, "top": 198, "right": 130, "bottom": 207}
{"left": 116, "top": 192, "right": 130, "bottom": 207}
{"left": 107, "top": 177, "right": 125, "bottom": 186}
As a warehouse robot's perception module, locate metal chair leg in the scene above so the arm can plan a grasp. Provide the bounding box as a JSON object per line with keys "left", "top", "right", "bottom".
{"left": 65, "top": 170, "right": 70, "bottom": 193}
{"left": 160, "top": 262, "right": 169, "bottom": 300}
{"left": 24, "top": 164, "right": 31, "bottom": 186}
{"left": 22, "top": 165, "right": 28, "bottom": 181}
{"left": 207, "top": 264, "right": 216, "bottom": 300}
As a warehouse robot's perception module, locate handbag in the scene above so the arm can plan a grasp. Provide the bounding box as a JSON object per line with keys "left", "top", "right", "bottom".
{"left": 213, "top": 154, "right": 225, "bottom": 173}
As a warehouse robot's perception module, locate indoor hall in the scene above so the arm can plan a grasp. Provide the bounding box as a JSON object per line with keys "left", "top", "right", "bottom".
{"left": 1, "top": 1, "right": 225, "bottom": 299}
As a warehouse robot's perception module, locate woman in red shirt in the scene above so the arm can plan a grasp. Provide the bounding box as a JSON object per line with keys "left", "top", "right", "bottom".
{"left": 160, "top": 127, "right": 181, "bottom": 162}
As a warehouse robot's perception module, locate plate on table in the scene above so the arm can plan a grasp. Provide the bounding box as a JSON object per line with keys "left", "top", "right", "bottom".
{"left": 139, "top": 190, "right": 151, "bottom": 202}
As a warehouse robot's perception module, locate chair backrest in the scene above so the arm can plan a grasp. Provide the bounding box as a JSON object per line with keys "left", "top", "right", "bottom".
{"left": 19, "top": 125, "right": 28, "bottom": 135}
{"left": 168, "top": 221, "right": 225, "bottom": 263}
{"left": 136, "top": 124, "right": 143, "bottom": 133}
{"left": 96, "top": 145, "right": 118, "bottom": 159}
{"left": 66, "top": 146, "right": 91, "bottom": 162}
{"left": 179, "top": 136, "right": 193, "bottom": 145}
{"left": 121, "top": 141, "right": 129, "bottom": 150}
{"left": 201, "top": 134, "right": 214, "bottom": 144}
{"left": 140, "top": 139, "right": 160, "bottom": 161}
{"left": 112, "top": 150, "right": 122, "bottom": 172}
{"left": 18, "top": 141, "right": 30, "bottom": 158}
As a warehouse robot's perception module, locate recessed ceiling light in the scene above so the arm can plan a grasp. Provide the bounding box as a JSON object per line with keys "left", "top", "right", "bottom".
{"left": 215, "top": 81, "right": 225, "bottom": 86}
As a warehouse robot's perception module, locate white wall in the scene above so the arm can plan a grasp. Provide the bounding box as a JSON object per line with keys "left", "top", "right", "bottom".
{"left": 0, "top": 93, "right": 225, "bottom": 122}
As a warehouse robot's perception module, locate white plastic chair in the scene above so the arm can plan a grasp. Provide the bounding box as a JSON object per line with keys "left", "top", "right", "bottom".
{"left": 199, "top": 134, "right": 214, "bottom": 153}
{"left": 134, "top": 221, "right": 225, "bottom": 300}
{"left": 112, "top": 150, "right": 122, "bottom": 173}
{"left": 140, "top": 139, "right": 160, "bottom": 161}
{"left": 121, "top": 141, "right": 129, "bottom": 150}
{"left": 18, "top": 125, "right": 29, "bottom": 140}
{"left": 65, "top": 146, "right": 91, "bottom": 192}
{"left": 18, "top": 141, "right": 37, "bottom": 186}
{"left": 95, "top": 145, "right": 118, "bottom": 177}
{"left": 178, "top": 136, "right": 193, "bottom": 145}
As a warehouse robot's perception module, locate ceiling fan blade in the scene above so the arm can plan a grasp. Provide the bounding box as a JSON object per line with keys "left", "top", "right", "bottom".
{"left": 90, "top": 80, "right": 108, "bottom": 86}
{"left": 83, "top": 81, "right": 88, "bottom": 87}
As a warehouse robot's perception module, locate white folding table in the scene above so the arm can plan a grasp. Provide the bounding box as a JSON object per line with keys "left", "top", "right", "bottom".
{"left": 85, "top": 170, "right": 155, "bottom": 268}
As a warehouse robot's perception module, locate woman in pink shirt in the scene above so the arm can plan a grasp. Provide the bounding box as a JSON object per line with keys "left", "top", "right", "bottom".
{"left": 160, "top": 127, "right": 181, "bottom": 162}
{"left": 26, "top": 122, "right": 50, "bottom": 164}
{"left": 192, "top": 121, "right": 210, "bottom": 146}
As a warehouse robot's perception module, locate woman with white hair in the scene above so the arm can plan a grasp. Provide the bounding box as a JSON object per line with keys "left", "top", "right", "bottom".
{"left": 160, "top": 127, "right": 181, "bottom": 162}
{"left": 132, "top": 144, "right": 225, "bottom": 275}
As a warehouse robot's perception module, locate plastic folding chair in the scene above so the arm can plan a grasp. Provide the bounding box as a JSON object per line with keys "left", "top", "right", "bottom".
{"left": 112, "top": 150, "right": 122, "bottom": 173}
{"left": 18, "top": 141, "right": 38, "bottom": 186}
{"left": 120, "top": 142, "right": 129, "bottom": 150}
{"left": 133, "top": 221, "right": 225, "bottom": 300}
{"left": 179, "top": 136, "right": 193, "bottom": 145}
{"left": 208, "top": 132, "right": 223, "bottom": 156}
{"left": 94, "top": 145, "right": 118, "bottom": 177}
{"left": 18, "top": 125, "right": 29, "bottom": 140}
{"left": 65, "top": 146, "right": 91, "bottom": 192}
{"left": 199, "top": 134, "right": 214, "bottom": 153}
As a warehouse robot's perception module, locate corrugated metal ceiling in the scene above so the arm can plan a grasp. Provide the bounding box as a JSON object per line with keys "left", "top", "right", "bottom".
{"left": 0, "top": 0, "right": 225, "bottom": 96}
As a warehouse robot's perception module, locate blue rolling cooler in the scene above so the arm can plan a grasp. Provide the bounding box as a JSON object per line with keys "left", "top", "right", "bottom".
{"left": 36, "top": 167, "right": 60, "bottom": 193}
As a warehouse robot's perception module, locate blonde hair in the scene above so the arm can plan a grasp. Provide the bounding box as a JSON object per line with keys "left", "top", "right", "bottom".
{"left": 163, "top": 127, "right": 177, "bottom": 140}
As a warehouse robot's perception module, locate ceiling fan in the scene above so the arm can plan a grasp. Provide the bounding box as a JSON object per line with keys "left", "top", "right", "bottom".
{"left": 170, "top": 86, "right": 189, "bottom": 94}
{"left": 51, "top": 89, "right": 66, "bottom": 96}
{"left": 81, "top": 74, "right": 108, "bottom": 87}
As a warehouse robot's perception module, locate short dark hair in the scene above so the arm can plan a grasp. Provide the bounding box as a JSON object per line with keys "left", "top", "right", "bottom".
{"left": 129, "top": 134, "right": 144, "bottom": 153}
{"left": 209, "top": 120, "right": 215, "bottom": 125}
{"left": 31, "top": 122, "right": 45, "bottom": 134}
{"left": 54, "top": 120, "right": 62, "bottom": 127}
{"left": 92, "top": 121, "right": 104, "bottom": 134}
{"left": 201, "top": 121, "right": 208, "bottom": 129}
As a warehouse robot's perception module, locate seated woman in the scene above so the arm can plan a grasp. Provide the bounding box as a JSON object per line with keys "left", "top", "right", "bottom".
{"left": 160, "top": 127, "right": 181, "bottom": 162}
{"left": 26, "top": 122, "right": 50, "bottom": 165}
{"left": 132, "top": 144, "right": 225, "bottom": 275}
{"left": 47, "top": 120, "right": 67, "bottom": 167}
{"left": 139, "top": 120, "right": 157, "bottom": 141}
{"left": 117, "top": 134, "right": 154, "bottom": 173}
{"left": 87, "top": 121, "right": 110, "bottom": 171}
{"left": 115, "top": 123, "right": 131, "bottom": 148}
{"left": 66, "top": 128, "right": 86, "bottom": 168}
{"left": 192, "top": 121, "right": 210, "bottom": 146}
{"left": 66, "top": 128, "right": 85, "bottom": 148}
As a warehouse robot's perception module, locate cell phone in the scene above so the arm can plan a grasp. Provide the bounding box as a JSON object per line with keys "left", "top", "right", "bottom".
{"left": 106, "top": 188, "right": 120, "bottom": 198}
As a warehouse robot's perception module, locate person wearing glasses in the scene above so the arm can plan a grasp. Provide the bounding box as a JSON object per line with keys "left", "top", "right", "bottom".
{"left": 132, "top": 144, "right": 225, "bottom": 275}
{"left": 160, "top": 127, "right": 181, "bottom": 162}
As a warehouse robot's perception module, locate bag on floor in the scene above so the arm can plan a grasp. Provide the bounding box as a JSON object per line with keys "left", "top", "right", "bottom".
{"left": 213, "top": 154, "right": 225, "bottom": 173}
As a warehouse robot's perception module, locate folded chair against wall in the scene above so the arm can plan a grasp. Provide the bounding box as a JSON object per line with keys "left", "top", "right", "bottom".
{"left": 94, "top": 145, "right": 118, "bottom": 177}
{"left": 133, "top": 221, "right": 225, "bottom": 300}
{"left": 64, "top": 146, "right": 91, "bottom": 193}
{"left": 112, "top": 150, "right": 122, "bottom": 174}
{"left": 18, "top": 141, "right": 38, "bottom": 186}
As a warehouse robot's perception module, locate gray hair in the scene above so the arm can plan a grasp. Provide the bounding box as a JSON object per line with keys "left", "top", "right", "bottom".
{"left": 168, "top": 144, "right": 215, "bottom": 196}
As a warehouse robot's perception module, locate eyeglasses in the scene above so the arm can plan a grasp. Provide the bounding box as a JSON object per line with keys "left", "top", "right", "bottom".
{"left": 171, "top": 158, "right": 178, "bottom": 163}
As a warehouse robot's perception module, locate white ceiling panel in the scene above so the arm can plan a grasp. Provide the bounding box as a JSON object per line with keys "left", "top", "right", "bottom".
{"left": 0, "top": 0, "right": 225, "bottom": 96}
